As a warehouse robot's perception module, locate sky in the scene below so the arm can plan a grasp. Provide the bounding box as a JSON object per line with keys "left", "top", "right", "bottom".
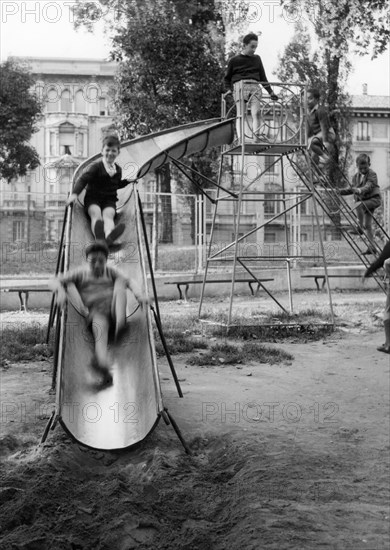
{"left": 1, "top": 0, "right": 389, "bottom": 97}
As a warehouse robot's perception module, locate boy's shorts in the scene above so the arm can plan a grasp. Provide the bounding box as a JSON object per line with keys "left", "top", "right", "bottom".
{"left": 358, "top": 196, "right": 381, "bottom": 212}
{"left": 84, "top": 193, "right": 117, "bottom": 214}
{"left": 233, "top": 80, "right": 261, "bottom": 103}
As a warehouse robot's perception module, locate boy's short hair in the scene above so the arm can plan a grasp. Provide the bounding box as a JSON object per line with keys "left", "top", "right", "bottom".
{"left": 243, "top": 33, "right": 258, "bottom": 45}
{"left": 308, "top": 88, "right": 320, "bottom": 100}
{"left": 102, "top": 135, "right": 120, "bottom": 149}
{"left": 356, "top": 153, "right": 371, "bottom": 165}
{"left": 85, "top": 240, "right": 109, "bottom": 258}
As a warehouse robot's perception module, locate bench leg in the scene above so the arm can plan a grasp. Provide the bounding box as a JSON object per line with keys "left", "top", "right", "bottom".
{"left": 183, "top": 284, "right": 189, "bottom": 301}
{"left": 18, "top": 291, "right": 28, "bottom": 312}
{"left": 248, "top": 282, "right": 261, "bottom": 296}
{"left": 175, "top": 284, "right": 182, "bottom": 300}
{"left": 314, "top": 276, "right": 326, "bottom": 291}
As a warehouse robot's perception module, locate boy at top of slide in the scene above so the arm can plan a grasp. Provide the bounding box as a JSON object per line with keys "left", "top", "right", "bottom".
{"left": 66, "top": 135, "right": 131, "bottom": 247}
{"left": 223, "top": 32, "right": 278, "bottom": 141}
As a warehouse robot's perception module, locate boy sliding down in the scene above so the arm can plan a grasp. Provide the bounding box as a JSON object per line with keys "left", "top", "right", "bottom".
{"left": 50, "top": 241, "right": 148, "bottom": 385}
{"left": 66, "top": 135, "right": 131, "bottom": 247}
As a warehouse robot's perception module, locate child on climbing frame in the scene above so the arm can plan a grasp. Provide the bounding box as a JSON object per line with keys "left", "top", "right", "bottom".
{"left": 340, "top": 153, "right": 382, "bottom": 255}
{"left": 66, "top": 135, "right": 131, "bottom": 247}
{"left": 50, "top": 240, "right": 148, "bottom": 386}
{"left": 307, "top": 88, "right": 335, "bottom": 165}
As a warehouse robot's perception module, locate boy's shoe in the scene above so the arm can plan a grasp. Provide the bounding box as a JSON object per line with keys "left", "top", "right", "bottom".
{"left": 377, "top": 344, "right": 390, "bottom": 354}
{"left": 94, "top": 219, "right": 105, "bottom": 240}
{"left": 106, "top": 223, "right": 125, "bottom": 246}
{"left": 348, "top": 227, "right": 364, "bottom": 236}
{"left": 362, "top": 247, "right": 377, "bottom": 255}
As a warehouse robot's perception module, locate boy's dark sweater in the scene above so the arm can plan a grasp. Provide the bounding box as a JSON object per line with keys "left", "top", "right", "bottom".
{"left": 223, "top": 54, "right": 273, "bottom": 94}
{"left": 364, "top": 240, "right": 390, "bottom": 277}
{"left": 73, "top": 160, "right": 128, "bottom": 197}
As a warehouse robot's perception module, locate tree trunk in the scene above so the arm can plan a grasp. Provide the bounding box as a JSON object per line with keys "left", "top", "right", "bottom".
{"left": 156, "top": 164, "right": 173, "bottom": 243}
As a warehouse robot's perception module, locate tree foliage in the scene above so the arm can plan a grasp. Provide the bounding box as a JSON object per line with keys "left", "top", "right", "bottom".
{"left": 281, "top": 0, "right": 389, "bottom": 110}
{"left": 0, "top": 60, "right": 41, "bottom": 183}
{"left": 278, "top": 0, "right": 389, "bottom": 176}
{"left": 112, "top": 2, "right": 224, "bottom": 138}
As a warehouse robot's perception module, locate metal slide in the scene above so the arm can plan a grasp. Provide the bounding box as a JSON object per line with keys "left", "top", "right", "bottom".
{"left": 53, "top": 118, "right": 234, "bottom": 450}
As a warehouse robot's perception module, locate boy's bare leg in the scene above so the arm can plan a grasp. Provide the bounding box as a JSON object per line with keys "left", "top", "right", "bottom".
{"left": 87, "top": 205, "right": 104, "bottom": 239}
{"left": 356, "top": 204, "right": 364, "bottom": 229}
{"left": 102, "top": 207, "right": 116, "bottom": 238}
{"left": 91, "top": 313, "right": 110, "bottom": 369}
{"left": 250, "top": 96, "right": 261, "bottom": 139}
{"left": 363, "top": 210, "right": 375, "bottom": 245}
{"left": 112, "top": 278, "right": 127, "bottom": 340}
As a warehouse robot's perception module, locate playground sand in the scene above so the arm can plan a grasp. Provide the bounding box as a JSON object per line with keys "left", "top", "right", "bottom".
{"left": 0, "top": 293, "right": 389, "bottom": 549}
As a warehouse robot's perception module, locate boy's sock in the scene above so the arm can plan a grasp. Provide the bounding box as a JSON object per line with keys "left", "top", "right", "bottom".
{"left": 94, "top": 219, "right": 105, "bottom": 240}
{"left": 106, "top": 223, "right": 125, "bottom": 246}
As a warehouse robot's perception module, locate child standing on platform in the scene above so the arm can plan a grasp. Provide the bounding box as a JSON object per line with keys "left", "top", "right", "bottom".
{"left": 66, "top": 135, "right": 131, "bottom": 247}
{"left": 223, "top": 32, "right": 278, "bottom": 141}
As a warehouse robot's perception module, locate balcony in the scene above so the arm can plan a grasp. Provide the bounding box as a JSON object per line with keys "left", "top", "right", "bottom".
{"left": 1, "top": 199, "right": 37, "bottom": 210}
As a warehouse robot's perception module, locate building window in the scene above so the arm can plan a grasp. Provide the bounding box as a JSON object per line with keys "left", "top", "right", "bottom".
{"left": 264, "top": 156, "right": 277, "bottom": 174}
{"left": 232, "top": 232, "right": 244, "bottom": 241}
{"left": 13, "top": 221, "right": 26, "bottom": 241}
{"left": 59, "top": 123, "right": 75, "bottom": 155}
{"left": 75, "top": 90, "right": 86, "bottom": 113}
{"left": 49, "top": 132, "right": 56, "bottom": 156}
{"left": 264, "top": 231, "right": 276, "bottom": 243}
{"left": 99, "top": 98, "right": 107, "bottom": 115}
{"left": 357, "top": 121, "right": 369, "bottom": 141}
{"left": 61, "top": 90, "right": 72, "bottom": 113}
{"left": 46, "top": 87, "right": 59, "bottom": 112}
{"left": 76, "top": 133, "right": 84, "bottom": 157}
{"left": 264, "top": 193, "right": 278, "bottom": 215}
{"left": 88, "top": 86, "right": 99, "bottom": 115}
{"left": 300, "top": 199, "right": 307, "bottom": 215}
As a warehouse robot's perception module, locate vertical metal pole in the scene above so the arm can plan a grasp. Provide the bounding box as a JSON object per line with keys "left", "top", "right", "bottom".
{"left": 152, "top": 179, "right": 158, "bottom": 272}
{"left": 280, "top": 156, "right": 293, "bottom": 313}
{"left": 228, "top": 81, "right": 246, "bottom": 326}
{"left": 194, "top": 194, "right": 199, "bottom": 273}
{"left": 303, "top": 149, "right": 335, "bottom": 324}
{"left": 199, "top": 161, "right": 223, "bottom": 317}
{"left": 203, "top": 193, "right": 207, "bottom": 271}
{"left": 137, "top": 191, "right": 161, "bottom": 321}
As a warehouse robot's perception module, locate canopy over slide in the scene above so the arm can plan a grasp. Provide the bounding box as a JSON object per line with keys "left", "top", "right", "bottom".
{"left": 54, "top": 118, "right": 234, "bottom": 450}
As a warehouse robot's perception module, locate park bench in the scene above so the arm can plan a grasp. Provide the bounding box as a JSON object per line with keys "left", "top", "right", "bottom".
{"left": 164, "top": 277, "right": 274, "bottom": 301}
{"left": 0, "top": 287, "right": 51, "bottom": 312}
{"left": 301, "top": 273, "right": 364, "bottom": 291}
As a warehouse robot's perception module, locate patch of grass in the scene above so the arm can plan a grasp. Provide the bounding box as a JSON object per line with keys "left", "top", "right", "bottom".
{"left": 1, "top": 325, "right": 54, "bottom": 366}
{"left": 188, "top": 341, "right": 293, "bottom": 366}
{"left": 154, "top": 315, "right": 208, "bottom": 355}
{"left": 201, "top": 308, "right": 334, "bottom": 341}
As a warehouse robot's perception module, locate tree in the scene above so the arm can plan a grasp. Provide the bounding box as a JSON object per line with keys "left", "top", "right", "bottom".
{"left": 276, "top": 19, "right": 354, "bottom": 237}
{"left": 0, "top": 60, "right": 41, "bottom": 182}
{"left": 280, "top": 0, "right": 389, "bottom": 133}
{"left": 276, "top": 20, "right": 352, "bottom": 173}
{"left": 71, "top": 0, "right": 249, "bottom": 250}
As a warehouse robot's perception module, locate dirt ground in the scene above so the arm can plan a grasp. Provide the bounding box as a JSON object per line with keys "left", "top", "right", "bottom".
{"left": 0, "top": 291, "right": 389, "bottom": 550}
